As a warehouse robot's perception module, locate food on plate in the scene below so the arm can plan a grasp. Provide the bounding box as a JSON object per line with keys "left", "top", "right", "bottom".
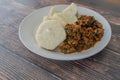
{"left": 61, "top": 3, "right": 77, "bottom": 24}
{"left": 43, "top": 3, "right": 77, "bottom": 25}
{"left": 49, "top": 7, "right": 58, "bottom": 16}
{"left": 63, "top": 3, "right": 77, "bottom": 16}
{"left": 35, "top": 4, "right": 77, "bottom": 50}
{"left": 43, "top": 16, "right": 51, "bottom": 21}
{"left": 51, "top": 13, "right": 67, "bottom": 26}
{"left": 35, "top": 3, "right": 104, "bottom": 54}
{"left": 61, "top": 12, "right": 77, "bottom": 24}
{"left": 35, "top": 20, "right": 66, "bottom": 50}
{"left": 59, "top": 15, "right": 104, "bottom": 53}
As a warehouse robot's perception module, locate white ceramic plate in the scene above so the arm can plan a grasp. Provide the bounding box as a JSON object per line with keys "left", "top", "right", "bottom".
{"left": 19, "top": 4, "right": 111, "bottom": 60}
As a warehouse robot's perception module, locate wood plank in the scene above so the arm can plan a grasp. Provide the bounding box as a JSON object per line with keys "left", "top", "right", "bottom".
{"left": 0, "top": 45, "right": 61, "bottom": 80}
{"left": 0, "top": 24, "right": 119, "bottom": 79}
{"left": 48, "top": 48, "right": 120, "bottom": 80}
{"left": 0, "top": 0, "right": 120, "bottom": 80}
{"left": 35, "top": 0, "right": 120, "bottom": 25}
{"left": 1, "top": 0, "right": 120, "bottom": 26}
{"left": 107, "top": 34, "right": 120, "bottom": 53}
{"left": 68, "top": 0, "right": 120, "bottom": 16}
{"left": 1, "top": 43, "right": 120, "bottom": 80}
{"left": 0, "top": 0, "right": 120, "bottom": 53}
{"left": 1, "top": 24, "right": 119, "bottom": 79}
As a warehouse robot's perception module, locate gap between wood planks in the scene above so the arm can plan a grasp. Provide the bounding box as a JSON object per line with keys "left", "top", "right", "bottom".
{"left": 0, "top": 45, "right": 62, "bottom": 80}
{"left": 0, "top": 43, "right": 120, "bottom": 80}
{"left": 75, "top": 3, "right": 120, "bottom": 26}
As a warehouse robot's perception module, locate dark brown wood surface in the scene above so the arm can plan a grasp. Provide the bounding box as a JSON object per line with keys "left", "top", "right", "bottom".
{"left": 0, "top": 0, "right": 120, "bottom": 80}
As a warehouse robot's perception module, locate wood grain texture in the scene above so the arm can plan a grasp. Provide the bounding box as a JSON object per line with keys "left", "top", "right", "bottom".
{"left": 0, "top": 0, "right": 120, "bottom": 80}
{"left": 0, "top": 45, "right": 60, "bottom": 80}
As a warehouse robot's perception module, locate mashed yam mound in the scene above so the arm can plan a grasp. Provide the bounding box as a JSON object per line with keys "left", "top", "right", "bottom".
{"left": 35, "top": 3, "right": 77, "bottom": 50}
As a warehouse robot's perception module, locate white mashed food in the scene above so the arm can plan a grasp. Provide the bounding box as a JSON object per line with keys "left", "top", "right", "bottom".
{"left": 51, "top": 13, "right": 67, "bottom": 26}
{"left": 61, "top": 12, "right": 77, "bottom": 24}
{"left": 43, "top": 3, "right": 77, "bottom": 25}
{"left": 36, "top": 3, "right": 78, "bottom": 50}
{"left": 43, "top": 16, "right": 51, "bottom": 22}
{"left": 63, "top": 3, "right": 77, "bottom": 16}
{"left": 62, "top": 3, "right": 77, "bottom": 24}
{"left": 35, "top": 20, "right": 66, "bottom": 50}
{"left": 49, "top": 7, "right": 58, "bottom": 16}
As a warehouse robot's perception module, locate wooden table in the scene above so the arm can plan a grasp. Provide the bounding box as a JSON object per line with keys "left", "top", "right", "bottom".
{"left": 0, "top": 0, "right": 120, "bottom": 80}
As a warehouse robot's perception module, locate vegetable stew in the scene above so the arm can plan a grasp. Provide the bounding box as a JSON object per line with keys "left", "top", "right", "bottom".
{"left": 59, "top": 15, "right": 104, "bottom": 54}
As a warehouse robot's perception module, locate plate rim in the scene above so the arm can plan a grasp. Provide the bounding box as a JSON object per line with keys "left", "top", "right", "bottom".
{"left": 19, "top": 4, "right": 112, "bottom": 60}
